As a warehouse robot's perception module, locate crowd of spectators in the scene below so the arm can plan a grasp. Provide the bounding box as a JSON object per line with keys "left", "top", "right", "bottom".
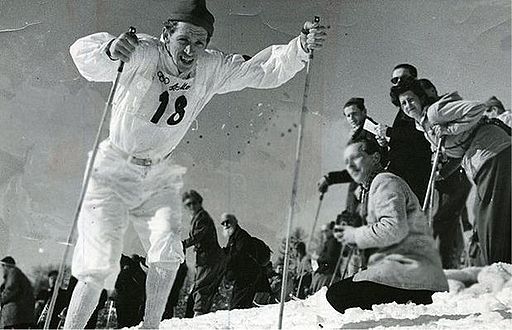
{"left": 1, "top": 58, "right": 510, "bottom": 326}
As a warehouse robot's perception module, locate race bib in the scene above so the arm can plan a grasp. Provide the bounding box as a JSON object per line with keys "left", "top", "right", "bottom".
{"left": 137, "top": 69, "right": 194, "bottom": 128}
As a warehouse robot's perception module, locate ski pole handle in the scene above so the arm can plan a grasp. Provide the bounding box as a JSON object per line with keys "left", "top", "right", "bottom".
{"left": 118, "top": 26, "right": 137, "bottom": 72}
{"left": 309, "top": 16, "right": 320, "bottom": 59}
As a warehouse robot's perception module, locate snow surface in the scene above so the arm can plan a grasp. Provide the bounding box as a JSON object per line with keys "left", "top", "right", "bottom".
{"left": 153, "top": 263, "right": 512, "bottom": 329}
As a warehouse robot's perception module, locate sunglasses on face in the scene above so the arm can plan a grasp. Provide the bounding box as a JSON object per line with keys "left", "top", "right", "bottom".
{"left": 185, "top": 201, "right": 199, "bottom": 207}
{"left": 390, "top": 77, "right": 400, "bottom": 84}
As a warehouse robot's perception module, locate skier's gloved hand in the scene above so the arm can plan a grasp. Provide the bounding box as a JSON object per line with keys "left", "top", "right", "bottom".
{"left": 300, "top": 19, "right": 327, "bottom": 53}
{"left": 109, "top": 31, "right": 139, "bottom": 62}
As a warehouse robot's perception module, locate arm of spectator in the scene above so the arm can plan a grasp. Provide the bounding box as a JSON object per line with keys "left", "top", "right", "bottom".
{"left": 326, "top": 170, "right": 353, "bottom": 184}
{"left": 353, "top": 175, "right": 409, "bottom": 249}
{"left": 427, "top": 98, "right": 486, "bottom": 135}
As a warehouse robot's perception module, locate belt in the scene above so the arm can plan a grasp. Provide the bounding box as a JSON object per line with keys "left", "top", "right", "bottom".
{"left": 109, "top": 142, "right": 170, "bottom": 167}
{"left": 130, "top": 156, "right": 156, "bottom": 167}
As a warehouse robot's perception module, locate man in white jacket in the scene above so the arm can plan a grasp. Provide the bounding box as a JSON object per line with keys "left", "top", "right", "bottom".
{"left": 65, "top": 0, "right": 326, "bottom": 328}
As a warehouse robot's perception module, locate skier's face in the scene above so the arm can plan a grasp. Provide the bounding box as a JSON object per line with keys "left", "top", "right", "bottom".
{"left": 163, "top": 22, "right": 208, "bottom": 76}
{"left": 344, "top": 142, "right": 380, "bottom": 185}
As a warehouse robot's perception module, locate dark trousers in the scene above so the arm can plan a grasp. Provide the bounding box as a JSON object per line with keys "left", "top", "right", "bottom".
{"left": 191, "top": 258, "right": 225, "bottom": 315}
{"left": 433, "top": 169, "right": 471, "bottom": 269}
{"left": 229, "top": 283, "right": 256, "bottom": 310}
{"left": 473, "top": 147, "right": 511, "bottom": 264}
{"left": 326, "top": 277, "right": 434, "bottom": 314}
{"left": 116, "top": 302, "right": 143, "bottom": 328}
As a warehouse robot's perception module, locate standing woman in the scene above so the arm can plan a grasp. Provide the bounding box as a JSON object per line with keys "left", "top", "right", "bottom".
{"left": 326, "top": 137, "right": 448, "bottom": 313}
{"left": 390, "top": 80, "right": 511, "bottom": 265}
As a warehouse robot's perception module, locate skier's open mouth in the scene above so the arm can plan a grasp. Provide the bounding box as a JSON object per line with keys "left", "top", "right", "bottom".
{"left": 180, "top": 56, "right": 194, "bottom": 65}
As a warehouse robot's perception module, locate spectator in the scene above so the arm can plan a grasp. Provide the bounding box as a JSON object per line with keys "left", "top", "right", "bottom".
{"left": 34, "top": 270, "right": 58, "bottom": 325}
{"left": 317, "top": 98, "right": 387, "bottom": 215}
{"left": 182, "top": 190, "right": 225, "bottom": 316}
{"left": 484, "top": 96, "right": 511, "bottom": 127}
{"left": 35, "top": 270, "right": 70, "bottom": 329}
{"left": 293, "top": 242, "right": 312, "bottom": 299}
{"left": 0, "top": 256, "right": 35, "bottom": 328}
{"left": 415, "top": 79, "right": 471, "bottom": 269}
{"left": 309, "top": 222, "right": 342, "bottom": 293}
{"left": 391, "top": 79, "right": 511, "bottom": 264}
{"left": 222, "top": 213, "right": 271, "bottom": 310}
{"left": 113, "top": 254, "right": 146, "bottom": 328}
{"left": 326, "top": 137, "right": 448, "bottom": 313}
{"left": 375, "top": 63, "right": 432, "bottom": 204}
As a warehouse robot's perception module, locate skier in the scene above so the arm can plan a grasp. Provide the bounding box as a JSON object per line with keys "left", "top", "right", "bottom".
{"left": 65, "top": 0, "right": 327, "bottom": 328}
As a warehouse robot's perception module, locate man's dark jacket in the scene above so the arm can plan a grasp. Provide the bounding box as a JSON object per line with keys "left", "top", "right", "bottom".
{"left": 225, "top": 227, "right": 271, "bottom": 294}
{"left": 182, "top": 209, "right": 223, "bottom": 266}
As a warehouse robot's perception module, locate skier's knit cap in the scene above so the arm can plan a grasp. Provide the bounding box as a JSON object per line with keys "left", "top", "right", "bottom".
{"left": 167, "top": 0, "right": 215, "bottom": 38}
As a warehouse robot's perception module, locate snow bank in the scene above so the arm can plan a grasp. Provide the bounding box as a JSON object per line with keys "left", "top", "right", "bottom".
{"left": 155, "top": 263, "right": 512, "bottom": 329}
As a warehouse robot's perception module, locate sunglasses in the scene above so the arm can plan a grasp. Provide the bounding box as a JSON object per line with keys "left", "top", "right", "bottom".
{"left": 185, "top": 201, "right": 199, "bottom": 207}
{"left": 390, "top": 77, "right": 400, "bottom": 84}
{"left": 221, "top": 221, "right": 232, "bottom": 228}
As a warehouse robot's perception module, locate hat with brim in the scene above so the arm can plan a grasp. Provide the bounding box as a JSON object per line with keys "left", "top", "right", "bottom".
{"left": 1, "top": 256, "right": 15, "bottom": 266}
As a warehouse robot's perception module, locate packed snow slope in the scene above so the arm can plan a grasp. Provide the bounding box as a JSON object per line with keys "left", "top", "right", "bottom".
{"left": 153, "top": 263, "right": 512, "bottom": 329}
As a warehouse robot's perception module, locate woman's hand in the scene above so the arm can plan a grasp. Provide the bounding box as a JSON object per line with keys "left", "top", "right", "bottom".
{"left": 430, "top": 124, "right": 448, "bottom": 138}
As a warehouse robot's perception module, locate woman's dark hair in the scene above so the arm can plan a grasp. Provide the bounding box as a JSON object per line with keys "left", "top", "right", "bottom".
{"left": 182, "top": 189, "right": 203, "bottom": 204}
{"left": 390, "top": 79, "right": 431, "bottom": 109}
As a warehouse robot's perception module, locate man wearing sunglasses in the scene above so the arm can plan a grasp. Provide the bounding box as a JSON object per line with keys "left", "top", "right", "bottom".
{"left": 373, "top": 64, "right": 432, "bottom": 204}
{"left": 182, "top": 190, "right": 224, "bottom": 316}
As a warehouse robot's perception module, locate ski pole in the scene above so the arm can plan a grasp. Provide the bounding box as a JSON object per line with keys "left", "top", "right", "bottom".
{"left": 278, "top": 16, "right": 320, "bottom": 330}
{"left": 341, "top": 246, "right": 355, "bottom": 279}
{"left": 295, "top": 193, "right": 324, "bottom": 297}
{"left": 43, "top": 27, "right": 136, "bottom": 330}
{"left": 422, "top": 137, "right": 444, "bottom": 227}
{"left": 329, "top": 244, "right": 345, "bottom": 286}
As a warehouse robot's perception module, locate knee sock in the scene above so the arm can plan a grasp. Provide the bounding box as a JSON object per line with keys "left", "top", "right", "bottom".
{"left": 63, "top": 280, "right": 102, "bottom": 329}
{"left": 142, "top": 263, "right": 178, "bottom": 328}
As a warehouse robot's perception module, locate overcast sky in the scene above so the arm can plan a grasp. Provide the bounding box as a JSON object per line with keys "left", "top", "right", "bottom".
{"left": 0, "top": 0, "right": 510, "bottom": 275}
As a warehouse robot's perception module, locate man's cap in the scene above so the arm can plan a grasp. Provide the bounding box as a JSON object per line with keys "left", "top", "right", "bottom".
{"left": 1, "top": 256, "right": 15, "bottom": 266}
{"left": 344, "top": 97, "right": 365, "bottom": 110}
{"left": 220, "top": 213, "right": 238, "bottom": 226}
{"left": 167, "top": 0, "right": 215, "bottom": 37}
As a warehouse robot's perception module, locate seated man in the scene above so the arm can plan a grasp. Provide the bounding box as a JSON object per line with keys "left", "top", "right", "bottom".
{"left": 326, "top": 137, "right": 448, "bottom": 313}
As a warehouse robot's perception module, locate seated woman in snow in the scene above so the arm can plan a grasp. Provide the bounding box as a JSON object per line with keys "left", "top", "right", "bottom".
{"left": 390, "top": 80, "right": 511, "bottom": 265}
{"left": 326, "top": 136, "right": 448, "bottom": 313}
